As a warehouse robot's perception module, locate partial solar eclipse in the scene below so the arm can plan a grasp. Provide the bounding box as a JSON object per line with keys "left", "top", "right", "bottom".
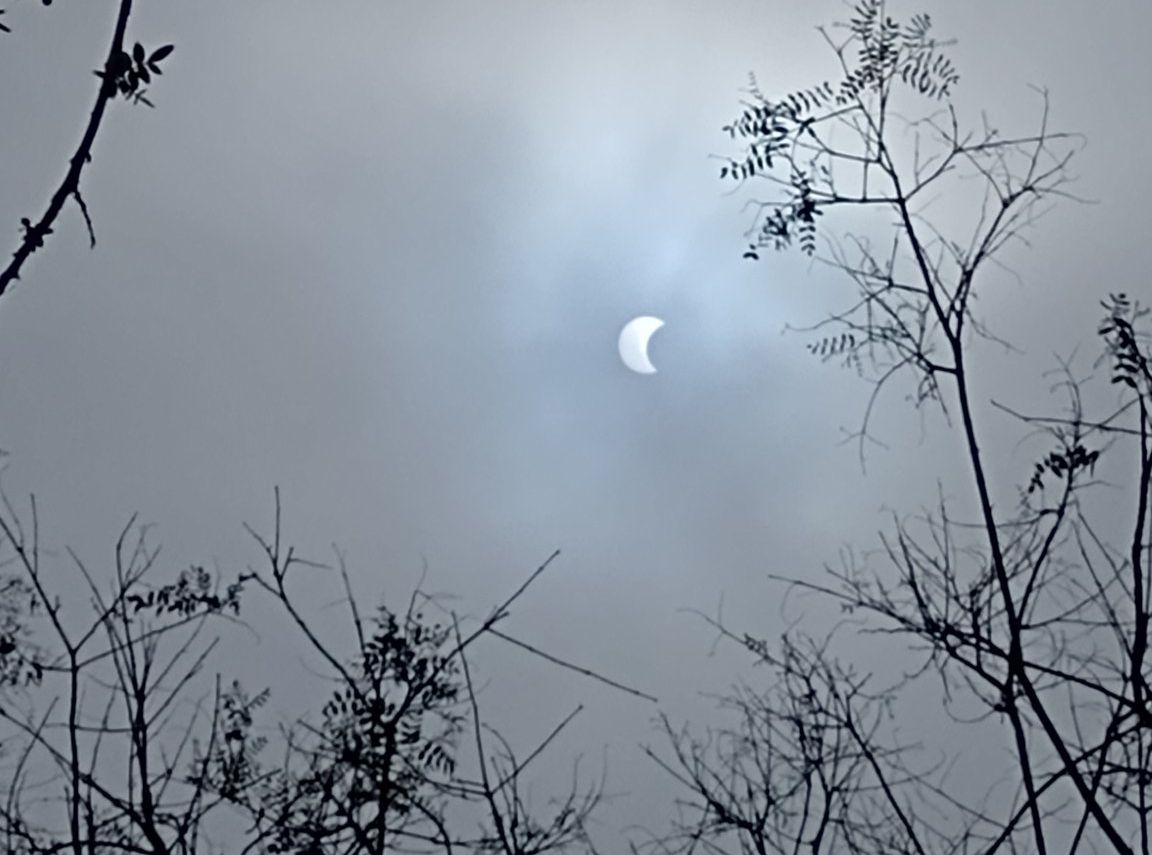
{"left": 618, "top": 316, "right": 664, "bottom": 375}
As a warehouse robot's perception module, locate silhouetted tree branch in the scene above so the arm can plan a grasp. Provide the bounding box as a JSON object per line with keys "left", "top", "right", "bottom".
{"left": 0, "top": 0, "right": 174, "bottom": 297}
{"left": 648, "top": 3, "right": 1150, "bottom": 853}
{"left": 0, "top": 486, "right": 639, "bottom": 854}
{"left": 0, "top": 487, "right": 246, "bottom": 855}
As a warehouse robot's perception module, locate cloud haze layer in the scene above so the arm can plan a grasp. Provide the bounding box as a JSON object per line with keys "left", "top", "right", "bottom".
{"left": 0, "top": 0, "right": 1149, "bottom": 843}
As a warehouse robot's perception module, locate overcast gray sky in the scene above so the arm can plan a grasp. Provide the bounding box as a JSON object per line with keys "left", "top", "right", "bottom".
{"left": 1, "top": 0, "right": 1150, "bottom": 845}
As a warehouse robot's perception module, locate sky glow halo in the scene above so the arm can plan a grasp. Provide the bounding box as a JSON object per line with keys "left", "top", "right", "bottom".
{"left": 618, "top": 316, "right": 665, "bottom": 375}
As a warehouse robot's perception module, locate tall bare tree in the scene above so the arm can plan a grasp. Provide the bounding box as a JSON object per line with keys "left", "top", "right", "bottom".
{"left": 648, "top": 3, "right": 1152, "bottom": 853}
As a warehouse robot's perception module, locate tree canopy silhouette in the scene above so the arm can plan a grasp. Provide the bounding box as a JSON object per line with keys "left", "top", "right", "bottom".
{"left": 647, "top": 3, "right": 1152, "bottom": 853}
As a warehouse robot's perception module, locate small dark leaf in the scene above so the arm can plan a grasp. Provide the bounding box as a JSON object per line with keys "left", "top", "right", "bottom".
{"left": 149, "top": 43, "right": 175, "bottom": 63}
{"left": 133, "top": 42, "right": 145, "bottom": 63}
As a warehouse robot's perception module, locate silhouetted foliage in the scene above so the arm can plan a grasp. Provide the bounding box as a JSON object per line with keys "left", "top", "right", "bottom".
{"left": 93, "top": 41, "right": 174, "bottom": 107}
{"left": 646, "top": 4, "right": 1152, "bottom": 854}
{"left": 0, "top": 0, "right": 175, "bottom": 296}
{"left": 0, "top": 490, "right": 614, "bottom": 854}
{"left": 0, "top": 5, "right": 629, "bottom": 851}
{"left": 721, "top": 4, "right": 957, "bottom": 260}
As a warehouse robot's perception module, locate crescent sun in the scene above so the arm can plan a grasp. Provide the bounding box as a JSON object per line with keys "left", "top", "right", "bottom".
{"left": 618, "top": 316, "right": 664, "bottom": 375}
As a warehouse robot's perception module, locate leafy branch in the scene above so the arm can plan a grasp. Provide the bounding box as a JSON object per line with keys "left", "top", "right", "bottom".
{"left": 0, "top": 0, "right": 174, "bottom": 298}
